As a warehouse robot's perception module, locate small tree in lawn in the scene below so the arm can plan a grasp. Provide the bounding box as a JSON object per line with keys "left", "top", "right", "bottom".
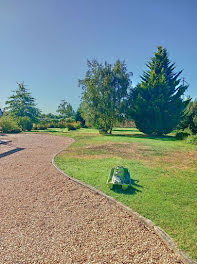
{"left": 128, "top": 46, "right": 189, "bottom": 135}
{"left": 5, "top": 82, "right": 41, "bottom": 122}
{"left": 57, "top": 100, "right": 75, "bottom": 119}
{"left": 79, "top": 59, "right": 132, "bottom": 134}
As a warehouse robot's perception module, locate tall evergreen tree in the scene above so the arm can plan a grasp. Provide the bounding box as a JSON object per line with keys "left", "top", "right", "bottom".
{"left": 129, "top": 46, "right": 189, "bottom": 135}
{"left": 79, "top": 59, "right": 132, "bottom": 133}
{"left": 5, "top": 82, "right": 41, "bottom": 122}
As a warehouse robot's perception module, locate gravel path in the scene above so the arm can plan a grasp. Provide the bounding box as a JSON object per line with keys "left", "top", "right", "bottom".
{"left": 0, "top": 133, "right": 183, "bottom": 264}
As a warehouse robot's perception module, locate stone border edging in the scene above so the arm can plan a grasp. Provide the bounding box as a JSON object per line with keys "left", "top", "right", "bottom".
{"left": 52, "top": 139, "right": 196, "bottom": 264}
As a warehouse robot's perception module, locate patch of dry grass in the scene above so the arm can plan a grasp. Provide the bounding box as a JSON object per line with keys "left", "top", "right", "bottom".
{"left": 61, "top": 141, "right": 197, "bottom": 170}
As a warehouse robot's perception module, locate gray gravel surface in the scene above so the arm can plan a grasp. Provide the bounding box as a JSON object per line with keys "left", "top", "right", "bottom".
{"left": 0, "top": 133, "right": 183, "bottom": 264}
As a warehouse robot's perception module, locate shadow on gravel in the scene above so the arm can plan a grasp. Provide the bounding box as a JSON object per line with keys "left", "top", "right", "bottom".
{"left": 0, "top": 147, "right": 25, "bottom": 159}
{"left": 0, "top": 140, "right": 12, "bottom": 145}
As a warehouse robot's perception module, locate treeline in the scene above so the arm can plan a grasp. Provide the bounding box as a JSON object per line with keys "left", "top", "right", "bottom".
{"left": 0, "top": 83, "right": 84, "bottom": 133}
{"left": 0, "top": 46, "right": 196, "bottom": 144}
{"left": 79, "top": 46, "right": 196, "bottom": 139}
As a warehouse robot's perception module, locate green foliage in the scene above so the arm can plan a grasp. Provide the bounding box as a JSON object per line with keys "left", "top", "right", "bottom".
{"left": 18, "top": 116, "right": 33, "bottom": 131}
{"left": 32, "top": 120, "right": 81, "bottom": 131}
{"left": 185, "top": 134, "right": 197, "bottom": 145}
{"left": 74, "top": 122, "right": 81, "bottom": 129}
{"left": 66, "top": 123, "right": 76, "bottom": 131}
{"left": 129, "top": 46, "right": 189, "bottom": 135}
{"left": 57, "top": 100, "right": 75, "bottom": 119}
{"left": 175, "top": 130, "right": 191, "bottom": 140}
{"left": 0, "top": 115, "right": 21, "bottom": 133}
{"left": 179, "top": 100, "right": 197, "bottom": 134}
{"left": 79, "top": 59, "right": 132, "bottom": 134}
{"left": 5, "top": 82, "right": 41, "bottom": 122}
{"left": 65, "top": 117, "right": 75, "bottom": 123}
{"left": 33, "top": 123, "right": 48, "bottom": 130}
{"left": 40, "top": 113, "right": 60, "bottom": 120}
{"left": 66, "top": 122, "right": 81, "bottom": 131}
{"left": 75, "top": 104, "right": 86, "bottom": 127}
{"left": 58, "top": 120, "right": 67, "bottom": 128}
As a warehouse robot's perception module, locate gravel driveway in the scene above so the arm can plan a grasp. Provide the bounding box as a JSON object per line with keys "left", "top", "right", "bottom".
{"left": 0, "top": 133, "right": 182, "bottom": 264}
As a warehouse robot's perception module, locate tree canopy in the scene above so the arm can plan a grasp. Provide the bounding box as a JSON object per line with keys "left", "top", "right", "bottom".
{"left": 5, "top": 82, "right": 41, "bottom": 122}
{"left": 57, "top": 100, "right": 75, "bottom": 119}
{"left": 79, "top": 59, "right": 132, "bottom": 133}
{"left": 75, "top": 104, "right": 86, "bottom": 127}
{"left": 179, "top": 99, "right": 197, "bottom": 134}
{"left": 128, "top": 46, "right": 189, "bottom": 135}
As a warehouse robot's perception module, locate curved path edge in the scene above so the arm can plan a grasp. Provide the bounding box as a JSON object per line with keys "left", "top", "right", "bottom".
{"left": 52, "top": 138, "right": 196, "bottom": 264}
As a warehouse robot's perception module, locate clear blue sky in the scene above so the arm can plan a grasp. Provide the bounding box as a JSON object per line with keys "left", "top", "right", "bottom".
{"left": 0, "top": 0, "right": 196, "bottom": 113}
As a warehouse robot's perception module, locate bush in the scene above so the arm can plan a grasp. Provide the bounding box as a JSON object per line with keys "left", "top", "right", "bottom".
{"left": 74, "top": 122, "right": 81, "bottom": 129}
{"left": 18, "top": 116, "right": 33, "bottom": 131}
{"left": 65, "top": 117, "right": 75, "bottom": 123}
{"left": 175, "top": 129, "right": 191, "bottom": 140}
{"left": 48, "top": 122, "right": 55, "bottom": 128}
{"left": 185, "top": 135, "right": 197, "bottom": 145}
{"left": 66, "top": 122, "right": 81, "bottom": 131}
{"left": 67, "top": 123, "right": 76, "bottom": 131}
{"left": 0, "top": 116, "right": 21, "bottom": 133}
{"left": 33, "top": 123, "right": 48, "bottom": 130}
{"left": 58, "top": 121, "right": 67, "bottom": 128}
{"left": 179, "top": 100, "right": 197, "bottom": 134}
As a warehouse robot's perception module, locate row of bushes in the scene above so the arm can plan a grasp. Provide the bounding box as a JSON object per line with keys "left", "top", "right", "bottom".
{"left": 0, "top": 115, "right": 82, "bottom": 133}
{"left": 175, "top": 129, "right": 197, "bottom": 145}
{"left": 1, "top": 115, "right": 196, "bottom": 145}
{"left": 33, "top": 121, "right": 81, "bottom": 131}
{"left": 0, "top": 116, "right": 33, "bottom": 133}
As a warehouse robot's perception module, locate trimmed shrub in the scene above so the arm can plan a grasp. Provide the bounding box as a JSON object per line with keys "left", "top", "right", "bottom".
{"left": 18, "top": 116, "right": 33, "bottom": 131}
{"left": 0, "top": 116, "right": 21, "bottom": 133}
{"left": 33, "top": 123, "right": 48, "bottom": 130}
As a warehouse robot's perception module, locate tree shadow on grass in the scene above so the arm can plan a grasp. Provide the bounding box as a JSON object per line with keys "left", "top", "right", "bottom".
{"left": 111, "top": 179, "right": 143, "bottom": 195}
{"left": 112, "top": 129, "right": 138, "bottom": 132}
{"left": 107, "top": 133, "right": 176, "bottom": 142}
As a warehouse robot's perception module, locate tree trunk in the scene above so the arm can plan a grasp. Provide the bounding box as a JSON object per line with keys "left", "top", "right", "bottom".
{"left": 109, "top": 119, "right": 113, "bottom": 134}
{"left": 104, "top": 119, "right": 108, "bottom": 134}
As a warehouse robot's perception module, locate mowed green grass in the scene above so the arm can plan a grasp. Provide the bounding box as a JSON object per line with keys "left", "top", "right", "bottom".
{"left": 35, "top": 127, "right": 197, "bottom": 260}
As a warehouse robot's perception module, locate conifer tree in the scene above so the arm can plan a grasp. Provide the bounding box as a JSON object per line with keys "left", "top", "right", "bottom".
{"left": 129, "top": 46, "right": 189, "bottom": 135}
{"left": 5, "top": 82, "right": 40, "bottom": 122}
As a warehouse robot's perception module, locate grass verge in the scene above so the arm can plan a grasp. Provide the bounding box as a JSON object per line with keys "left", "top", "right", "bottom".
{"left": 34, "top": 127, "right": 197, "bottom": 261}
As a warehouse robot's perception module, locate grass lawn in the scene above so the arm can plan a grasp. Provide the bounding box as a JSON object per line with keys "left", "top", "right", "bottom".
{"left": 34, "top": 127, "right": 197, "bottom": 261}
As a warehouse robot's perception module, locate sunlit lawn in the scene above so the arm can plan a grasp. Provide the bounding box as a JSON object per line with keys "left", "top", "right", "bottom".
{"left": 34, "top": 127, "right": 197, "bottom": 260}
